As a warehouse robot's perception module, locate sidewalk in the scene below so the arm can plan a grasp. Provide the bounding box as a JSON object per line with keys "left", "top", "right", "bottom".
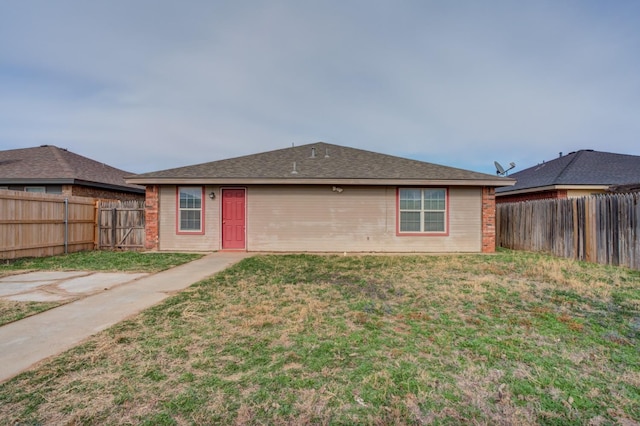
{"left": 0, "top": 252, "right": 250, "bottom": 383}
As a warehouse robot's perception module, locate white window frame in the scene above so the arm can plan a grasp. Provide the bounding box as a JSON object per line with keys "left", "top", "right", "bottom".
{"left": 177, "top": 186, "right": 204, "bottom": 234}
{"left": 398, "top": 188, "right": 448, "bottom": 234}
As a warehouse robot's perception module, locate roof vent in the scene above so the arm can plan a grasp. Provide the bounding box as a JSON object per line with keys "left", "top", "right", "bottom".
{"left": 311, "top": 147, "right": 316, "bottom": 158}
{"left": 291, "top": 161, "right": 298, "bottom": 175}
{"left": 324, "top": 148, "right": 330, "bottom": 158}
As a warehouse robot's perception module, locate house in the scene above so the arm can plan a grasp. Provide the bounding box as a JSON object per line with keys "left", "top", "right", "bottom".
{"left": 495, "top": 149, "right": 640, "bottom": 203}
{"left": 126, "top": 142, "right": 514, "bottom": 253}
{"left": 608, "top": 183, "right": 640, "bottom": 193}
{"left": 0, "top": 145, "right": 145, "bottom": 201}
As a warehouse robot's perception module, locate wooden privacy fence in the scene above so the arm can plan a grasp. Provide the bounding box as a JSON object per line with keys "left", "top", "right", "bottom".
{"left": 97, "top": 200, "right": 145, "bottom": 249}
{"left": 0, "top": 190, "right": 96, "bottom": 260}
{"left": 497, "top": 193, "right": 640, "bottom": 270}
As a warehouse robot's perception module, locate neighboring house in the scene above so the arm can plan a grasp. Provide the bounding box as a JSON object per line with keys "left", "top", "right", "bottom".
{"left": 608, "top": 183, "right": 640, "bottom": 193}
{"left": 0, "top": 145, "right": 145, "bottom": 201}
{"left": 496, "top": 150, "right": 640, "bottom": 203}
{"left": 127, "top": 142, "right": 514, "bottom": 253}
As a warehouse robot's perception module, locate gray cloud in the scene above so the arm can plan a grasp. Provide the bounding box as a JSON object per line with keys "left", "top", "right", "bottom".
{"left": 1, "top": 1, "right": 639, "bottom": 174}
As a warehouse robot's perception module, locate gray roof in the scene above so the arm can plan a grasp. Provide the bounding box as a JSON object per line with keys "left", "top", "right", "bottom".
{"left": 0, "top": 145, "right": 145, "bottom": 193}
{"left": 128, "top": 142, "right": 512, "bottom": 186}
{"left": 496, "top": 149, "right": 640, "bottom": 194}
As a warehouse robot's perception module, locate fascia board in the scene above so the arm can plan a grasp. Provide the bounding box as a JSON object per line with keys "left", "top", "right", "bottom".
{"left": 0, "top": 178, "right": 75, "bottom": 185}
{"left": 496, "top": 184, "right": 609, "bottom": 196}
{"left": 0, "top": 178, "right": 144, "bottom": 193}
{"left": 126, "top": 177, "right": 515, "bottom": 187}
{"left": 73, "top": 179, "right": 145, "bottom": 194}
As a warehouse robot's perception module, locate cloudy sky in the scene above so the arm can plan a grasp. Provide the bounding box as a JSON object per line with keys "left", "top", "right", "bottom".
{"left": 1, "top": 1, "right": 639, "bottom": 175}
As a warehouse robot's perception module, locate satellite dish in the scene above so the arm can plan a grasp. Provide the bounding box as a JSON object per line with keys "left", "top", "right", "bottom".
{"left": 494, "top": 160, "right": 516, "bottom": 176}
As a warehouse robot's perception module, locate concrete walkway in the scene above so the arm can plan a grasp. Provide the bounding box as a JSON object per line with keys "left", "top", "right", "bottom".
{"left": 0, "top": 252, "right": 250, "bottom": 383}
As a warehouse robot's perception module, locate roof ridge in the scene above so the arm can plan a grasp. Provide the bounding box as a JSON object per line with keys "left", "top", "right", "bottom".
{"left": 553, "top": 150, "right": 585, "bottom": 184}
{"left": 47, "top": 145, "right": 76, "bottom": 178}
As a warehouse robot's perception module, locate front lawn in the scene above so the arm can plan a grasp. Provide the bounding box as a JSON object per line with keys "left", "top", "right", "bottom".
{"left": 0, "top": 251, "right": 202, "bottom": 326}
{"left": 0, "top": 251, "right": 638, "bottom": 424}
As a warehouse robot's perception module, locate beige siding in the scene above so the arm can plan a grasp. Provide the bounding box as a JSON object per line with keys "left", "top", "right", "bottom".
{"left": 158, "top": 185, "right": 221, "bottom": 251}
{"left": 247, "top": 185, "right": 481, "bottom": 252}
{"left": 567, "top": 189, "right": 606, "bottom": 198}
{"left": 158, "top": 184, "right": 482, "bottom": 253}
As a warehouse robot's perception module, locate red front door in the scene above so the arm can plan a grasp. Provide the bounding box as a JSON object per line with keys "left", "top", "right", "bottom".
{"left": 222, "top": 189, "right": 246, "bottom": 249}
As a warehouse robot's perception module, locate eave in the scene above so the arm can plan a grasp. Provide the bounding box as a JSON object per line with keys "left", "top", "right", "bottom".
{"left": 0, "top": 178, "right": 145, "bottom": 194}
{"left": 126, "top": 177, "right": 515, "bottom": 187}
{"left": 496, "top": 184, "right": 609, "bottom": 197}
{"left": 0, "top": 178, "right": 76, "bottom": 185}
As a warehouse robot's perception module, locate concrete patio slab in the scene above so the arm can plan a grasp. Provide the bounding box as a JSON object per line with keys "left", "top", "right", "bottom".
{"left": 0, "top": 271, "right": 149, "bottom": 302}
{"left": 0, "top": 281, "right": 55, "bottom": 297}
{"left": 0, "top": 271, "right": 88, "bottom": 282}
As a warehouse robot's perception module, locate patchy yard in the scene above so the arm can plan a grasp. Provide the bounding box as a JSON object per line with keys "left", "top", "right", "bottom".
{"left": 0, "top": 251, "right": 202, "bottom": 326}
{"left": 0, "top": 251, "right": 638, "bottom": 424}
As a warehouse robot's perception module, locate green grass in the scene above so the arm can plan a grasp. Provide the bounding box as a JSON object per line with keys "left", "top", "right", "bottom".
{"left": 0, "top": 251, "right": 203, "bottom": 273}
{"left": 0, "top": 250, "right": 638, "bottom": 424}
{"left": 0, "top": 251, "right": 203, "bottom": 326}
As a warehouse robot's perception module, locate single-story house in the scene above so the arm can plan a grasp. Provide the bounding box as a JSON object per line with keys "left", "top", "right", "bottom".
{"left": 0, "top": 145, "right": 145, "bottom": 201}
{"left": 127, "top": 142, "right": 514, "bottom": 253}
{"left": 496, "top": 149, "right": 640, "bottom": 203}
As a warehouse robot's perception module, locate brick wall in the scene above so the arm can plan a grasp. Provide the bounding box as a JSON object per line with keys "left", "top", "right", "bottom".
{"left": 62, "top": 185, "right": 73, "bottom": 196}
{"left": 145, "top": 185, "right": 159, "bottom": 250}
{"left": 481, "top": 187, "right": 496, "bottom": 253}
{"left": 496, "top": 189, "right": 567, "bottom": 204}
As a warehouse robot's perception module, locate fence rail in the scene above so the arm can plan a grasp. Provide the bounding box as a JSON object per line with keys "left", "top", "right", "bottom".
{"left": 497, "top": 193, "right": 640, "bottom": 270}
{"left": 0, "top": 190, "right": 96, "bottom": 259}
{"left": 97, "top": 200, "right": 145, "bottom": 249}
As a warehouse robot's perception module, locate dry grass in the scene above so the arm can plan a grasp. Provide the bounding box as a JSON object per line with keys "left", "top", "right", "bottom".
{"left": 0, "top": 299, "right": 66, "bottom": 326}
{"left": 0, "top": 250, "right": 638, "bottom": 425}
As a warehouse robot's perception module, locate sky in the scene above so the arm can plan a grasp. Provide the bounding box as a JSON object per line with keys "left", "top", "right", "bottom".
{"left": 1, "top": 1, "right": 639, "bottom": 176}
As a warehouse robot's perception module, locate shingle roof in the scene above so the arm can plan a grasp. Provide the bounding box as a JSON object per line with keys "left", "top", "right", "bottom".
{"left": 0, "top": 145, "right": 144, "bottom": 192}
{"left": 129, "top": 142, "right": 511, "bottom": 186}
{"left": 496, "top": 150, "right": 640, "bottom": 194}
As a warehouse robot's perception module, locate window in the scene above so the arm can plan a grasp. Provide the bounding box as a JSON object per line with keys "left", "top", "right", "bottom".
{"left": 178, "top": 187, "right": 203, "bottom": 233}
{"left": 398, "top": 188, "right": 447, "bottom": 234}
{"left": 25, "top": 186, "right": 46, "bottom": 193}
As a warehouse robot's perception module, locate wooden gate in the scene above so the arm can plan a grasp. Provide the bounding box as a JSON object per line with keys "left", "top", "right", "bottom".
{"left": 97, "top": 200, "right": 145, "bottom": 249}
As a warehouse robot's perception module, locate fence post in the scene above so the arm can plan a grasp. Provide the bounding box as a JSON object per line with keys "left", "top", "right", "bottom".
{"left": 64, "top": 198, "right": 69, "bottom": 254}
{"left": 111, "top": 208, "right": 117, "bottom": 249}
{"left": 95, "top": 200, "right": 100, "bottom": 250}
